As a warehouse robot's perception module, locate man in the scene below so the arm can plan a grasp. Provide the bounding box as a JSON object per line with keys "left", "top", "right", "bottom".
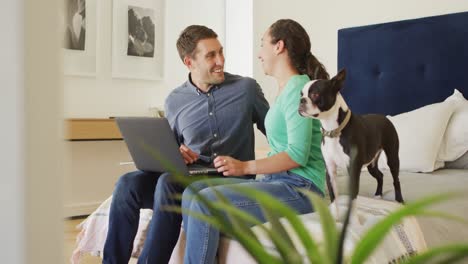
{"left": 103, "top": 25, "right": 269, "bottom": 264}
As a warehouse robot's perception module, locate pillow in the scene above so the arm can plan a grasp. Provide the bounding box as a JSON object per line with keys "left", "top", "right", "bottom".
{"left": 445, "top": 151, "right": 468, "bottom": 169}
{"left": 437, "top": 89, "right": 468, "bottom": 162}
{"left": 378, "top": 100, "right": 456, "bottom": 172}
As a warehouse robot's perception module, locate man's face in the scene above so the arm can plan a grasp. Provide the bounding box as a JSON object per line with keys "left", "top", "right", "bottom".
{"left": 187, "top": 38, "right": 225, "bottom": 89}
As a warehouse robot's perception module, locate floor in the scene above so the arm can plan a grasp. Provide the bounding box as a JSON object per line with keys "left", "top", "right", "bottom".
{"left": 64, "top": 217, "right": 101, "bottom": 264}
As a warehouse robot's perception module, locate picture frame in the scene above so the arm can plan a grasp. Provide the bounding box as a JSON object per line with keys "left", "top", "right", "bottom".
{"left": 63, "top": 0, "right": 97, "bottom": 77}
{"left": 111, "top": 0, "right": 164, "bottom": 80}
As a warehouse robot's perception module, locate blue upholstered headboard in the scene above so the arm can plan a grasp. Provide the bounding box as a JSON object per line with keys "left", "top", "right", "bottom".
{"left": 338, "top": 11, "right": 468, "bottom": 116}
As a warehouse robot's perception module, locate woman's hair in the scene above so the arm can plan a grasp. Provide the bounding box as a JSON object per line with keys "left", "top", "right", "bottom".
{"left": 269, "top": 19, "right": 329, "bottom": 80}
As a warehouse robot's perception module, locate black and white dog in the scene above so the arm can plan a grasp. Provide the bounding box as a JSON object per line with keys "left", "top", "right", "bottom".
{"left": 298, "top": 69, "right": 404, "bottom": 218}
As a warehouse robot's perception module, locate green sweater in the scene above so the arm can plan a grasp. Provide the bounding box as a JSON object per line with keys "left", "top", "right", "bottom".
{"left": 265, "top": 75, "right": 326, "bottom": 193}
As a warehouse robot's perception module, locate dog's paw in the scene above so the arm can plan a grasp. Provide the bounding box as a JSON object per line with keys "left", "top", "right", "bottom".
{"left": 373, "top": 195, "right": 383, "bottom": 199}
{"left": 329, "top": 202, "right": 340, "bottom": 222}
{"left": 348, "top": 210, "right": 361, "bottom": 227}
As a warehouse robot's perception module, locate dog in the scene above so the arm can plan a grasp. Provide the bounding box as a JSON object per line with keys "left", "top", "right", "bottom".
{"left": 298, "top": 69, "right": 404, "bottom": 217}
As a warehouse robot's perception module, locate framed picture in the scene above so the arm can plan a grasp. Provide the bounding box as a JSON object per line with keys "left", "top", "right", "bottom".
{"left": 112, "top": 0, "right": 164, "bottom": 80}
{"left": 63, "top": 0, "right": 97, "bottom": 77}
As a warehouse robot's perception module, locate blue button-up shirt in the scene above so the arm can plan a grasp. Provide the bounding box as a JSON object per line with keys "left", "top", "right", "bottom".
{"left": 164, "top": 72, "right": 269, "bottom": 163}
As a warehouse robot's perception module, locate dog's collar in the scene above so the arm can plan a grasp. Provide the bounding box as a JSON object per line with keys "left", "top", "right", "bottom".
{"left": 321, "top": 110, "right": 352, "bottom": 138}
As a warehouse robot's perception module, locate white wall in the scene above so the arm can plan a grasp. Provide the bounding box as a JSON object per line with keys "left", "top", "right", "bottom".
{"left": 252, "top": 0, "right": 468, "bottom": 98}
{"left": 1, "top": 0, "right": 63, "bottom": 263}
{"left": 225, "top": 0, "right": 253, "bottom": 77}
{"left": 246, "top": 0, "right": 468, "bottom": 149}
{"left": 64, "top": 0, "right": 225, "bottom": 118}
{"left": 63, "top": 1, "right": 468, "bottom": 147}
{"left": 1, "top": 0, "right": 25, "bottom": 262}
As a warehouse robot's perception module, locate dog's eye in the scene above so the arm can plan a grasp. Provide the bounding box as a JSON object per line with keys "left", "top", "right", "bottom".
{"left": 311, "top": 93, "right": 319, "bottom": 100}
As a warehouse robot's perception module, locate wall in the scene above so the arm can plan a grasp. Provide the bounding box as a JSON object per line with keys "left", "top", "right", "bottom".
{"left": 1, "top": 0, "right": 62, "bottom": 263}
{"left": 25, "top": 0, "right": 63, "bottom": 262}
{"left": 252, "top": 0, "right": 468, "bottom": 102}
{"left": 225, "top": 0, "right": 253, "bottom": 77}
{"left": 64, "top": 0, "right": 225, "bottom": 118}
{"left": 63, "top": 0, "right": 228, "bottom": 216}
{"left": 1, "top": 0, "right": 25, "bottom": 262}
{"left": 64, "top": 0, "right": 468, "bottom": 153}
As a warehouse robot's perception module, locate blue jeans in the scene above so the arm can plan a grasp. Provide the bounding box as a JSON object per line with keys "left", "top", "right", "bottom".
{"left": 181, "top": 171, "right": 324, "bottom": 264}
{"left": 103, "top": 170, "right": 190, "bottom": 264}
{"left": 102, "top": 170, "right": 250, "bottom": 264}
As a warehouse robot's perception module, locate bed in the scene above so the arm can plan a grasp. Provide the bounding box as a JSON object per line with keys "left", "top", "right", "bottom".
{"left": 72, "top": 11, "right": 468, "bottom": 263}
{"left": 336, "top": 11, "right": 468, "bottom": 249}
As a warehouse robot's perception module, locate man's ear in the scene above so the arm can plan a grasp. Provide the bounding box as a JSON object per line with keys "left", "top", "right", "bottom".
{"left": 183, "top": 56, "right": 192, "bottom": 68}
{"left": 331, "top": 68, "right": 346, "bottom": 92}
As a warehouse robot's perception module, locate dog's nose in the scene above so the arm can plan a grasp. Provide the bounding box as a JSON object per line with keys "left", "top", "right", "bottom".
{"left": 300, "top": 98, "right": 307, "bottom": 104}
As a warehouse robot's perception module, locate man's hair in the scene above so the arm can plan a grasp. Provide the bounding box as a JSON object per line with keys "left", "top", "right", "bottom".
{"left": 176, "top": 25, "right": 218, "bottom": 62}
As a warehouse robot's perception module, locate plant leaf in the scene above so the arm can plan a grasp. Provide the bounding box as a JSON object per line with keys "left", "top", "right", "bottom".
{"left": 213, "top": 185, "right": 303, "bottom": 263}
{"left": 259, "top": 202, "right": 303, "bottom": 263}
{"left": 140, "top": 143, "right": 300, "bottom": 263}
{"left": 163, "top": 205, "right": 223, "bottom": 228}
{"left": 301, "top": 189, "right": 338, "bottom": 264}
{"left": 210, "top": 187, "right": 263, "bottom": 246}
{"left": 351, "top": 192, "right": 462, "bottom": 264}
{"left": 400, "top": 244, "right": 468, "bottom": 264}
{"left": 230, "top": 185, "right": 327, "bottom": 264}
{"left": 164, "top": 204, "right": 282, "bottom": 264}
{"left": 417, "top": 210, "right": 468, "bottom": 226}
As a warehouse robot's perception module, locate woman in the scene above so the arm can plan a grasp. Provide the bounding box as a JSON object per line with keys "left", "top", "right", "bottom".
{"left": 181, "top": 19, "right": 329, "bottom": 264}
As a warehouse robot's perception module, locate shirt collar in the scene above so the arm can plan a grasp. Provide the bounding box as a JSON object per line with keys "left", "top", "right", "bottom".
{"left": 186, "top": 73, "right": 203, "bottom": 95}
{"left": 186, "top": 73, "right": 223, "bottom": 95}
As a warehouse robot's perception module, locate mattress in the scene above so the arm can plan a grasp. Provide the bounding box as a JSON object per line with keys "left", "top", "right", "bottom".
{"left": 336, "top": 169, "right": 468, "bottom": 247}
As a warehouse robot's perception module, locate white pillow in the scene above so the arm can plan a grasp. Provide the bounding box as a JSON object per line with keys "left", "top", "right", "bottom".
{"left": 445, "top": 151, "right": 468, "bottom": 169}
{"left": 378, "top": 100, "right": 456, "bottom": 172}
{"left": 437, "top": 89, "right": 468, "bottom": 162}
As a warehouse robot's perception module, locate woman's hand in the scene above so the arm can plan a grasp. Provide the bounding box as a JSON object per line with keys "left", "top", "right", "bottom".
{"left": 214, "top": 156, "right": 252, "bottom": 176}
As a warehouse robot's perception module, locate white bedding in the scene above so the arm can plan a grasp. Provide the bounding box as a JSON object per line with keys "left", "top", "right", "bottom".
{"left": 336, "top": 169, "right": 468, "bottom": 247}
{"left": 69, "top": 170, "right": 468, "bottom": 263}
{"left": 71, "top": 195, "right": 428, "bottom": 264}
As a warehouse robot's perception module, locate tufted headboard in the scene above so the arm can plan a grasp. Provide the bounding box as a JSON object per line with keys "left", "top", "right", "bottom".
{"left": 338, "top": 11, "right": 468, "bottom": 116}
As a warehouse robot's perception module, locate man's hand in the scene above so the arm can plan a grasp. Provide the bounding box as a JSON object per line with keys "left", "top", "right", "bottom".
{"left": 179, "top": 144, "right": 199, "bottom": 164}
{"left": 214, "top": 156, "right": 252, "bottom": 176}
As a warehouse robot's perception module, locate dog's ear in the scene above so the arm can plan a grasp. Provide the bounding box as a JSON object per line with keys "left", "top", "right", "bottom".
{"left": 331, "top": 68, "right": 346, "bottom": 92}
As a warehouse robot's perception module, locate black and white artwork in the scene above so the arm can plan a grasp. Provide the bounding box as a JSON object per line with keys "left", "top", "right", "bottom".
{"left": 65, "top": 0, "right": 86, "bottom": 50}
{"left": 127, "top": 6, "right": 155, "bottom": 57}
{"left": 112, "top": 0, "right": 163, "bottom": 80}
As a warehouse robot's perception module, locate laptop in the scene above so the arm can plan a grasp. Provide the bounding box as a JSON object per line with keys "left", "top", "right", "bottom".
{"left": 115, "top": 117, "right": 220, "bottom": 176}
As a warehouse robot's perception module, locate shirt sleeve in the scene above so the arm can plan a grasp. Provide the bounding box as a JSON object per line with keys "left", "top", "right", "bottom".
{"left": 251, "top": 80, "right": 270, "bottom": 136}
{"left": 164, "top": 96, "right": 183, "bottom": 145}
{"left": 281, "top": 88, "right": 314, "bottom": 166}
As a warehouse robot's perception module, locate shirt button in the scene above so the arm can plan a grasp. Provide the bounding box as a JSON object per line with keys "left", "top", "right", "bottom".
{"left": 213, "top": 153, "right": 217, "bottom": 156}
{"left": 214, "top": 133, "right": 217, "bottom": 137}
{"left": 209, "top": 112, "right": 213, "bottom": 116}
{"left": 207, "top": 93, "right": 211, "bottom": 97}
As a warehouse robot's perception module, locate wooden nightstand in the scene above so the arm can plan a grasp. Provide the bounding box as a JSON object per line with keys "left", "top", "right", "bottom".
{"left": 64, "top": 118, "right": 134, "bottom": 217}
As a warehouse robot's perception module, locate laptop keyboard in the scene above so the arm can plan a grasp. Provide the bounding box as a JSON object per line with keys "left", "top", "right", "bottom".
{"left": 188, "top": 168, "right": 219, "bottom": 175}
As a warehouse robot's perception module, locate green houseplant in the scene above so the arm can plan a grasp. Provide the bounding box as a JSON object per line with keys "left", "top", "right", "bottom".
{"left": 144, "top": 144, "right": 468, "bottom": 264}
{"left": 173, "top": 181, "right": 468, "bottom": 264}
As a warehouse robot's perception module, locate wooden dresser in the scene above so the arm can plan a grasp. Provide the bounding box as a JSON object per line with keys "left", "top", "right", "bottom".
{"left": 64, "top": 118, "right": 135, "bottom": 217}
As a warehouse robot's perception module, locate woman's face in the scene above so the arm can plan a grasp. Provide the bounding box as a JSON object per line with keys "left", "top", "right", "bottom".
{"left": 257, "top": 30, "right": 276, "bottom": 76}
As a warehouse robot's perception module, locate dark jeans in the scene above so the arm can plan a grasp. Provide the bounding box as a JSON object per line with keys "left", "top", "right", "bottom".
{"left": 102, "top": 170, "right": 247, "bottom": 264}
{"left": 181, "top": 171, "right": 324, "bottom": 264}
{"left": 102, "top": 170, "right": 187, "bottom": 264}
